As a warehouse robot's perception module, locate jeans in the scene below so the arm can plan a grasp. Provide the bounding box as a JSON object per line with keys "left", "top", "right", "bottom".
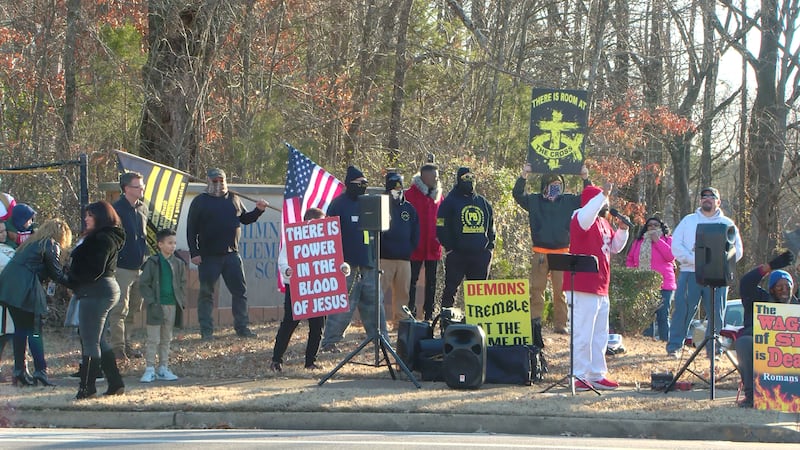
{"left": 643, "top": 289, "right": 674, "bottom": 341}
{"left": 8, "top": 307, "right": 46, "bottom": 373}
{"left": 667, "top": 271, "right": 727, "bottom": 357}
{"left": 197, "top": 252, "right": 250, "bottom": 336}
{"left": 735, "top": 331, "right": 754, "bottom": 400}
{"left": 77, "top": 277, "right": 120, "bottom": 358}
{"left": 321, "top": 266, "right": 388, "bottom": 346}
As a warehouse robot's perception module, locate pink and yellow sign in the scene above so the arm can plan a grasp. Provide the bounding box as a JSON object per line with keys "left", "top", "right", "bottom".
{"left": 752, "top": 302, "right": 800, "bottom": 411}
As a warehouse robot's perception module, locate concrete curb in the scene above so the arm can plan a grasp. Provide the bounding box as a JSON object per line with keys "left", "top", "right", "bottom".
{"left": 13, "top": 409, "right": 800, "bottom": 443}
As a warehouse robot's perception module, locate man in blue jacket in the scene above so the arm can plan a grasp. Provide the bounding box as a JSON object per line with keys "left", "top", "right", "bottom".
{"left": 320, "top": 166, "right": 388, "bottom": 353}
{"left": 436, "top": 167, "right": 495, "bottom": 309}
{"left": 110, "top": 172, "right": 149, "bottom": 359}
{"left": 380, "top": 172, "right": 419, "bottom": 324}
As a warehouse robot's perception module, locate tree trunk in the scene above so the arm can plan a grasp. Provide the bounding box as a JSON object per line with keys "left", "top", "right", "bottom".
{"left": 387, "top": 0, "right": 414, "bottom": 166}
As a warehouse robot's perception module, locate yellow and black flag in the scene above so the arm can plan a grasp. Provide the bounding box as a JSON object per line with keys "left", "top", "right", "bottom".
{"left": 115, "top": 150, "right": 189, "bottom": 253}
{"left": 528, "top": 88, "right": 589, "bottom": 174}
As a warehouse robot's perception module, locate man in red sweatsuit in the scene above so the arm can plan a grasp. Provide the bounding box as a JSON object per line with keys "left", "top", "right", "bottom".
{"left": 566, "top": 183, "right": 629, "bottom": 391}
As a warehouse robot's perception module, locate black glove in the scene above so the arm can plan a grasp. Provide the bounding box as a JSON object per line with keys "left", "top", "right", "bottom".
{"left": 769, "top": 251, "right": 795, "bottom": 270}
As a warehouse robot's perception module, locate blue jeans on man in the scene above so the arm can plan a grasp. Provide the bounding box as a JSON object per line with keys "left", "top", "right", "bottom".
{"left": 666, "top": 271, "right": 727, "bottom": 357}
{"left": 643, "top": 289, "right": 674, "bottom": 341}
{"left": 197, "top": 252, "right": 250, "bottom": 338}
{"left": 321, "top": 266, "right": 388, "bottom": 347}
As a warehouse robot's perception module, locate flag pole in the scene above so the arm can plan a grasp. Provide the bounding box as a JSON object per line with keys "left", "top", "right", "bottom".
{"left": 114, "top": 150, "right": 281, "bottom": 213}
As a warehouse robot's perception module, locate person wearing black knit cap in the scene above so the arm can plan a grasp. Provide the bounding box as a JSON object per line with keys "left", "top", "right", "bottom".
{"left": 380, "top": 172, "right": 419, "bottom": 324}
{"left": 436, "top": 167, "right": 495, "bottom": 309}
{"left": 320, "top": 166, "right": 388, "bottom": 353}
{"left": 735, "top": 250, "right": 798, "bottom": 408}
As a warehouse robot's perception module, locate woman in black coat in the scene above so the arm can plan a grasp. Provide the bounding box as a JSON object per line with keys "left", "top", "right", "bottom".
{"left": 67, "top": 201, "right": 126, "bottom": 399}
{"left": 0, "top": 219, "right": 71, "bottom": 386}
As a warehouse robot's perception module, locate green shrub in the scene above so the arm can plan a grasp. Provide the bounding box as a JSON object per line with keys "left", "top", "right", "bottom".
{"left": 609, "top": 267, "right": 663, "bottom": 335}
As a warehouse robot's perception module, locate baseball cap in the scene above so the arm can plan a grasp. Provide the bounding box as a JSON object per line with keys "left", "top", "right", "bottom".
{"left": 207, "top": 168, "right": 226, "bottom": 179}
{"left": 700, "top": 187, "right": 719, "bottom": 199}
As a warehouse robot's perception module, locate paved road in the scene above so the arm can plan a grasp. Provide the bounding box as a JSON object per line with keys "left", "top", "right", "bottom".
{"left": 0, "top": 429, "right": 796, "bottom": 449}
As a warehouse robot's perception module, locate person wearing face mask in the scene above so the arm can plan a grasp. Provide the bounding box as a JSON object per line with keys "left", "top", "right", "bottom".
{"left": 186, "top": 168, "right": 269, "bottom": 341}
{"left": 512, "top": 163, "right": 590, "bottom": 335}
{"left": 436, "top": 167, "right": 495, "bottom": 309}
{"left": 667, "top": 187, "right": 743, "bottom": 360}
{"left": 320, "top": 166, "right": 389, "bottom": 353}
{"left": 379, "top": 172, "right": 419, "bottom": 324}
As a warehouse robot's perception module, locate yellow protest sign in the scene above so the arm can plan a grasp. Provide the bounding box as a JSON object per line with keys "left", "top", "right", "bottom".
{"left": 464, "top": 279, "right": 532, "bottom": 346}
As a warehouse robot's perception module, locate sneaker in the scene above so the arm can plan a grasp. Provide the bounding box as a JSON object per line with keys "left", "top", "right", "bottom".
{"left": 574, "top": 380, "right": 593, "bottom": 391}
{"left": 200, "top": 333, "right": 215, "bottom": 342}
{"left": 140, "top": 367, "right": 156, "bottom": 383}
{"left": 321, "top": 344, "right": 341, "bottom": 353}
{"left": 554, "top": 327, "right": 570, "bottom": 335}
{"left": 591, "top": 378, "right": 619, "bottom": 390}
{"left": 269, "top": 361, "right": 282, "bottom": 372}
{"left": 236, "top": 328, "right": 257, "bottom": 338}
{"left": 156, "top": 366, "right": 178, "bottom": 381}
{"left": 667, "top": 350, "right": 681, "bottom": 359}
{"left": 305, "top": 363, "right": 323, "bottom": 370}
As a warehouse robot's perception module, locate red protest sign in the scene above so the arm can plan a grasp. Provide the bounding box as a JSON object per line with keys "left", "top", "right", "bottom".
{"left": 285, "top": 216, "right": 349, "bottom": 320}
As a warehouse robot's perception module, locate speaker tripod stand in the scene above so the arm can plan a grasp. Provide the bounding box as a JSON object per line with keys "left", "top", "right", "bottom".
{"left": 541, "top": 253, "right": 600, "bottom": 396}
{"left": 319, "top": 228, "right": 421, "bottom": 388}
{"left": 663, "top": 285, "right": 730, "bottom": 399}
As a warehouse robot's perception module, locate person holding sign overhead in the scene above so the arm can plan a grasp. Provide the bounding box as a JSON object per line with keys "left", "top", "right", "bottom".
{"left": 271, "top": 208, "right": 350, "bottom": 372}
{"left": 512, "top": 162, "right": 590, "bottom": 335}
{"left": 735, "top": 251, "right": 797, "bottom": 408}
{"left": 566, "top": 184, "right": 629, "bottom": 391}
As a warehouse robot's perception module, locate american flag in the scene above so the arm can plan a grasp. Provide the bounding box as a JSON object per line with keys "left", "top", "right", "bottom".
{"left": 279, "top": 143, "right": 343, "bottom": 286}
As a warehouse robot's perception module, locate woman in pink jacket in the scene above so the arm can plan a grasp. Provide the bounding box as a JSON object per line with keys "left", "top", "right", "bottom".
{"left": 625, "top": 217, "right": 676, "bottom": 341}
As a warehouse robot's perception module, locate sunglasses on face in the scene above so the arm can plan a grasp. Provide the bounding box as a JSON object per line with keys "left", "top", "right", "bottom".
{"left": 460, "top": 173, "right": 476, "bottom": 181}
{"left": 701, "top": 194, "right": 716, "bottom": 199}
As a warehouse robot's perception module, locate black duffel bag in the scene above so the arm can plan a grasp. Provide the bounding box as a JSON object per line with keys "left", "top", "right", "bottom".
{"left": 416, "top": 338, "right": 444, "bottom": 381}
{"left": 485, "top": 345, "right": 548, "bottom": 385}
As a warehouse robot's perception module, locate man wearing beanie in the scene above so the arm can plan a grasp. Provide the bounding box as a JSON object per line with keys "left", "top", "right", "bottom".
{"left": 667, "top": 187, "right": 743, "bottom": 359}
{"left": 186, "top": 168, "right": 269, "bottom": 341}
{"left": 380, "top": 172, "right": 419, "bottom": 324}
{"left": 567, "top": 183, "right": 629, "bottom": 391}
{"left": 320, "top": 166, "right": 389, "bottom": 352}
{"left": 436, "top": 167, "right": 495, "bottom": 309}
{"left": 735, "top": 251, "right": 798, "bottom": 407}
{"left": 513, "top": 162, "right": 590, "bottom": 334}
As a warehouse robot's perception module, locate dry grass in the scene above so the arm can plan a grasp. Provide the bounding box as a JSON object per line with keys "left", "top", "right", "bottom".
{"left": 1, "top": 320, "right": 784, "bottom": 429}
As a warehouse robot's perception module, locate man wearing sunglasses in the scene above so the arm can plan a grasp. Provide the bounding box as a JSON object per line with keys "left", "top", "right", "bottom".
{"left": 667, "top": 187, "right": 743, "bottom": 359}
{"left": 436, "top": 167, "right": 495, "bottom": 310}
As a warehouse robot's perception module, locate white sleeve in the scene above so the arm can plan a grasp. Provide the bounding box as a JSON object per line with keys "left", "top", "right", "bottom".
{"left": 576, "top": 192, "right": 607, "bottom": 230}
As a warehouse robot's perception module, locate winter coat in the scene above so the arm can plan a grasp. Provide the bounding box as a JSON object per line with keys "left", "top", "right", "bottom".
{"left": 625, "top": 235, "right": 677, "bottom": 290}
{"left": 113, "top": 197, "right": 149, "bottom": 270}
{"left": 512, "top": 177, "right": 590, "bottom": 250}
{"left": 186, "top": 192, "right": 264, "bottom": 258}
{"left": 67, "top": 226, "right": 126, "bottom": 293}
{"left": 0, "top": 238, "right": 69, "bottom": 332}
{"left": 436, "top": 188, "right": 495, "bottom": 253}
{"left": 139, "top": 253, "right": 186, "bottom": 328}
{"left": 380, "top": 195, "right": 420, "bottom": 260}
{"left": 327, "top": 193, "right": 372, "bottom": 266}
{"left": 404, "top": 176, "right": 442, "bottom": 261}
